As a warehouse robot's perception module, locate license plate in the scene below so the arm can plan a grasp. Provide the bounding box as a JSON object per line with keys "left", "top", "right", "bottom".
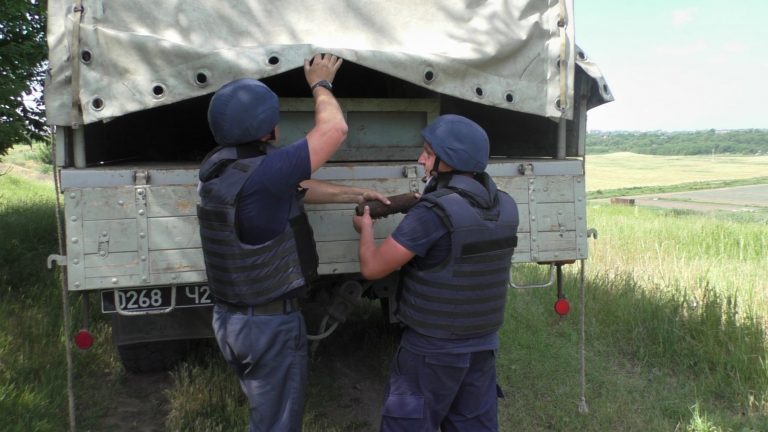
{"left": 101, "top": 285, "right": 213, "bottom": 313}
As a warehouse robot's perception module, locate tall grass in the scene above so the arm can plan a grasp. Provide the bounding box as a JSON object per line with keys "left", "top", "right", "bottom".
{"left": 496, "top": 205, "right": 768, "bottom": 431}
{"left": 2, "top": 142, "right": 53, "bottom": 174}
{"left": 588, "top": 206, "right": 768, "bottom": 417}
{"left": 0, "top": 173, "right": 122, "bottom": 431}
{"left": 0, "top": 174, "right": 65, "bottom": 431}
{"left": 589, "top": 205, "right": 768, "bottom": 316}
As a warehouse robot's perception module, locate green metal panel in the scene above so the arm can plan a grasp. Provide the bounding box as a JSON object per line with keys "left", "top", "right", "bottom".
{"left": 81, "top": 187, "right": 136, "bottom": 220}
{"left": 148, "top": 217, "right": 201, "bottom": 250}
{"left": 279, "top": 98, "right": 438, "bottom": 161}
{"left": 83, "top": 219, "right": 137, "bottom": 254}
{"left": 146, "top": 186, "right": 198, "bottom": 217}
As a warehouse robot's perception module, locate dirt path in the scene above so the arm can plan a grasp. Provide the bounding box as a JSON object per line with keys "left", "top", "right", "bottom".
{"left": 625, "top": 184, "right": 768, "bottom": 213}
{"left": 93, "top": 372, "right": 172, "bottom": 432}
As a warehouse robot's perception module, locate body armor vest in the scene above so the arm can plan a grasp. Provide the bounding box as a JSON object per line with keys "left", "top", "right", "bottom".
{"left": 398, "top": 173, "right": 519, "bottom": 339}
{"left": 197, "top": 145, "right": 318, "bottom": 305}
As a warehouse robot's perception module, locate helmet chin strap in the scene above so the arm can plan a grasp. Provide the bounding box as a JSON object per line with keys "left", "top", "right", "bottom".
{"left": 423, "top": 154, "right": 443, "bottom": 183}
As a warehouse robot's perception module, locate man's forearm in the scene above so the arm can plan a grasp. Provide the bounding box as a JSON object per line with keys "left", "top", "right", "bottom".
{"left": 304, "top": 54, "right": 347, "bottom": 173}
{"left": 357, "top": 224, "right": 377, "bottom": 278}
{"left": 302, "top": 179, "right": 368, "bottom": 204}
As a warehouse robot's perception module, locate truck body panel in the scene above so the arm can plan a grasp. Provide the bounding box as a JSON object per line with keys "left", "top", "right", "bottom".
{"left": 45, "top": 0, "right": 612, "bottom": 361}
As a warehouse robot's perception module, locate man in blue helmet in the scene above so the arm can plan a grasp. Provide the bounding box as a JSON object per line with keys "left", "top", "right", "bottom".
{"left": 198, "top": 53, "right": 389, "bottom": 432}
{"left": 353, "top": 114, "right": 519, "bottom": 431}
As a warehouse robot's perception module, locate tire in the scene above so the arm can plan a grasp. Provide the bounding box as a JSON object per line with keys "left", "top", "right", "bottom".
{"left": 117, "top": 340, "right": 190, "bottom": 373}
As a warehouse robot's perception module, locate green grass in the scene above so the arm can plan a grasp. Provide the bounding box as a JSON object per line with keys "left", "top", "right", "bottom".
{"left": 2, "top": 155, "right": 767, "bottom": 431}
{"left": 495, "top": 205, "right": 768, "bottom": 431}
{"left": 0, "top": 173, "right": 122, "bottom": 431}
{"left": 585, "top": 153, "right": 768, "bottom": 192}
{"left": 0, "top": 174, "right": 67, "bottom": 431}
{"left": 1, "top": 142, "right": 53, "bottom": 175}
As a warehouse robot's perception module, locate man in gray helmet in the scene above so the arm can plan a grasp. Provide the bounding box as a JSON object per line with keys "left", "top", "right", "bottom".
{"left": 353, "top": 114, "right": 519, "bottom": 431}
{"left": 198, "top": 53, "right": 389, "bottom": 432}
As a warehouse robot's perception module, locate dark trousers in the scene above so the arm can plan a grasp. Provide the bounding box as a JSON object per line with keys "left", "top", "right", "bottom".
{"left": 212, "top": 304, "right": 307, "bottom": 432}
{"left": 381, "top": 346, "right": 499, "bottom": 431}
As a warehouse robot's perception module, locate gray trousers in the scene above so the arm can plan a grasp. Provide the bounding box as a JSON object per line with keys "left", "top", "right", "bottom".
{"left": 213, "top": 304, "right": 308, "bottom": 432}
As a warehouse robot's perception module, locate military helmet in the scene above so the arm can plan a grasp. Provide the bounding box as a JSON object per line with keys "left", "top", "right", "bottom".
{"left": 420, "top": 114, "right": 489, "bottom": 172}
{"left": 207, "top": 78, "right": 279, "bottom": 147}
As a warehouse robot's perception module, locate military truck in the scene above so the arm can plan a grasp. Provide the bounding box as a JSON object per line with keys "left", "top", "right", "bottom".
{"left": 45, "top": 0, "right": 612, "bottom": 372}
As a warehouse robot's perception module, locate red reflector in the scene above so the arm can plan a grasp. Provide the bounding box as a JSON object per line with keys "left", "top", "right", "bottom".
{"left": 74, "top": 329, "right": 94, "bottom": 350}
{"left": 554, "top": 298, "right": 570, "bottom": 316}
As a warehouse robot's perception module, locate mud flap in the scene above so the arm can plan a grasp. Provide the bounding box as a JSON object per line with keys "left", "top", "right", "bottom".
{"left": 111, "top": 306, "right": 213, "bottom": 345}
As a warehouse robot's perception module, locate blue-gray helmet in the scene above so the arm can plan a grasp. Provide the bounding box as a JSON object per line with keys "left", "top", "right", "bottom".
{"left": 207, "top": 78, "right": 280, "bottom": 147}
{"left": 420, "top": 114, "right": 489, "bottom": 172}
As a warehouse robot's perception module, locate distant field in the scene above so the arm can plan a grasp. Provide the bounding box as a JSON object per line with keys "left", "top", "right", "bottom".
{"left": 585, "top": 152, "right": 768, "bottom": 192}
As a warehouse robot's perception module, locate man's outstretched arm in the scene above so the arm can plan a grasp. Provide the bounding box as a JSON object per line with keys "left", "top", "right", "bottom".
{"left": 300, "top": 179, "right": 390, "bottom": 205}
{"left": 303, "top": 53, "right": 347, "bottom": 173}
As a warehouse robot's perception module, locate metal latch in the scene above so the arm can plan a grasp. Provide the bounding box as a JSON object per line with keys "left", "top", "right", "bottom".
{"left": 402, "top": 165, "right": 418, "bottom": 178}
{"left": 402, "top": 165, "right": 420, "bottom": 193}
{"left": 518, "top": 163, "right": 534, "bottom": 175}
{"left": 47, "top": 254, "right": 67, "bottom": 269}
{"left": 134, "top": 170, "right": 149, "bottom": 185}
{"left": 98, "top": 232, "right": 110, "bottom": 257}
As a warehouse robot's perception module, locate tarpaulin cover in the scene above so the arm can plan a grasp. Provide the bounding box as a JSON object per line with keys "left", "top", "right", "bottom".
{"left": 45, "top": 0, "right": 611, "bottom": 127}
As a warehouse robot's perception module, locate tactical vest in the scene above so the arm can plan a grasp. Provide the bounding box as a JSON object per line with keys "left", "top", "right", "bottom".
{"left": 398, "top": 173, "right": 519, "bottom": 339}
{"left": 197, "top": 145, "right": 318, "bottom": 305}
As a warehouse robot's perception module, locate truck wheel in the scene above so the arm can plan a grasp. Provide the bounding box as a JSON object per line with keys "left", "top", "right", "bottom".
{"left": 117, "top": 340, "right": 189, "bottom": 373}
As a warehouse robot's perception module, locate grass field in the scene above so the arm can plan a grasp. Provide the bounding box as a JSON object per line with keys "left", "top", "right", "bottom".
{"left": 585, "top": 152, "right": 768, "bottom": 192}
{"left": 1, "top": 150, "right": 767, "bottom": 431}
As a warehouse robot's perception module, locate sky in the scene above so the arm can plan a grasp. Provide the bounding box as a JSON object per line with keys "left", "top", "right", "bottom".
{"left": 575, "top": 0, "right": 768, "bottom": 132}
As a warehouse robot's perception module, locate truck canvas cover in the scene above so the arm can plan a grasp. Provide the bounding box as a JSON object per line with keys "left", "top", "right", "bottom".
{"left": 45, "top": 0, "right": 611, "bottom": 128}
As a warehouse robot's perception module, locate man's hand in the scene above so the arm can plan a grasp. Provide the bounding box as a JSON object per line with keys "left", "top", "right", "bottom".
{"left": 352, "top": 205, "right": 373, "bottom": 234}
{"left": 355, "top": 192, "right": 420, "bottom": 219}
{"left": 359, "top": 190, "right": 391, "bottom": 205}
{"left": 304, "top": 53, "right": 343, "bottom": 88}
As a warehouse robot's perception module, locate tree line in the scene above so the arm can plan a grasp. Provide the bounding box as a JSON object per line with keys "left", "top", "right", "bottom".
{"left": 0, "top": 0, "right": 47, "bottom": 155}
{"left": 587, "top": 129, "right": 768, "bottom": 156}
